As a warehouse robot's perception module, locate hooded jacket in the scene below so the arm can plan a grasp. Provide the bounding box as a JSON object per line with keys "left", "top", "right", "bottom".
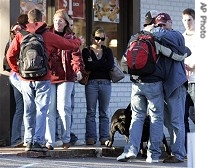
{"left": 6, "top": 22, "right": 81, "bottom": 81}
{"left": 49, "top": 28, "right": 84, "bottom": 83}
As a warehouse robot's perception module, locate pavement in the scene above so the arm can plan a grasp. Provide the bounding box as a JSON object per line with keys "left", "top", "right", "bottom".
{"left": 0, "top": 140, "right": 174, "bottom": 158}
{"left": 0, "top": 140, "right": 188, "bottom": 167}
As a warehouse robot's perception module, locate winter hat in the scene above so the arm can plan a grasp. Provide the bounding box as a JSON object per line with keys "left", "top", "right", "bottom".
{"left": 54, "top": 9, "right": 71, "bottom": 26}
{"left": 143, "top": 10, "right": 159, "bottom": 27}
{"left": 155, "top": 13, "right": 172, "bottom": 25}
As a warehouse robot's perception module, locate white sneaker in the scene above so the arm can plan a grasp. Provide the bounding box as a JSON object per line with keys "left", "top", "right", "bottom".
{"left": 71, "top": 140, "right": 85, "bottom": 146}
{"left": 117, "top": 152, "right": 136, "bottom": 162}
{"left": 54, "top": 140, "right": 63, "bottom": 147}
{"left": 146, "top": 157, "right": 159, "bottom": 163}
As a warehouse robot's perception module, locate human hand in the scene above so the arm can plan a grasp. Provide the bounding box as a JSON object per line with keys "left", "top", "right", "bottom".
{"left": 76, "top": 71, "right": 83, "bottom": 81}
{"left": 11, "top": 25, "right": 22, "bottom": 32}
{"left": 78, "top": 36, "right": 85, "bottom": 45}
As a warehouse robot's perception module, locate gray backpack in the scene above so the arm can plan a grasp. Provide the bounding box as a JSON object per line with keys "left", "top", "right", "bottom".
{"left": 18, "top": 30, "right": 48, "bottom": 78}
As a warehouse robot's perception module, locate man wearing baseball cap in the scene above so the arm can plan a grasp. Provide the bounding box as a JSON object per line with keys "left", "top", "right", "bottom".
{"left": 151, "top": 12, "right": 190, "bottom": 163}
{"left": 118, "top": 10, "right": 166, "bottom": 163}
{"left": 155, "top": 12, "right": 172, "bottom": 30}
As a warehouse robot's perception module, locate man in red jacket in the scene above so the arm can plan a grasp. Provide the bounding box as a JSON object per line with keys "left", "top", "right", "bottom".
{"left": 6, "top": 9, "right": 81, "bottom": 152}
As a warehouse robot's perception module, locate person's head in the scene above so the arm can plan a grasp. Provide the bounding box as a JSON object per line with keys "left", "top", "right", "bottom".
{"left": 28, "top": 8, "right": 42, "bottom": 23}
{"left": 182, "top": 8, "right": 195, "bottom": 32}
{"left": 143, "top": 10, "right": 159, "bottom": 27}
{"left": 92, "top": 27, "right": 106, "bottom": 46}
{"left": 17, "top": 14, "right": 29, "bottom": 28}
{"left": 155, "top": 12, "right": 172, "bottom": 30}
{"left": 53, "top": 9, "right": 72, "bottom": 33}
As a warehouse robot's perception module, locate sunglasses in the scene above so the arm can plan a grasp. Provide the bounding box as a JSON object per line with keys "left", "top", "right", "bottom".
{"left": 94, "top": 36, "right": 105, "bottom": 41}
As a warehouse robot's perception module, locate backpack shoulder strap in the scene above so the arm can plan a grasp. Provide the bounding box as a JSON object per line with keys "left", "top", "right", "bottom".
{"left": 19, "top": 29, "right": 30, "bottom": 36}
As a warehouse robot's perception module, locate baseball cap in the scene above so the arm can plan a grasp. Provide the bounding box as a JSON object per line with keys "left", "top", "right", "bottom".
{"left": 144, "top": 10, "right": 159, "bottom": 27}
{"left": 155, "top": 13, "right": 172, "bottom": 25}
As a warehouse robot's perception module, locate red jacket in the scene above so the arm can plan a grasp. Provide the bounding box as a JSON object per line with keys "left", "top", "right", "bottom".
{"left": 6, "top": 22, "right": 81, "bottom": 81}
{"left": 49, "top": 28, "right": 84, "bottom": 83}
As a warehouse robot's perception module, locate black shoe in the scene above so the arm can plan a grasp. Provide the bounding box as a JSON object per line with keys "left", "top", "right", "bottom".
{"left": 31, "top": 142, "right": 48, "bottom": 152}
{"left": 163, "top": 156, "right": 184, "bottom": 163}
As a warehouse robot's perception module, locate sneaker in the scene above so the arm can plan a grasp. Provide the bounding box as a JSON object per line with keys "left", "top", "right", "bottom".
{"left": 86, "top": 139, "right": 96, "bottom": 145}
{"left": 31, "top": 142, "right": 48, "bottom": 152}
{"left": 63, "top": 143, "right": 71, "bottom": 149}
{"left": 11, "top": 141, "right": 24, "bottom": 147}
{"left": 163, "top": 156, "right": 184, "bottom": 163}
{"left": 146, "top": 157, "right": 159, "bottom": 163}
{"left": 70, "top": 140, "right": 85, "bottom": 146}
{"left": 55, "top": 140, "right": 63, "bottom": 147}
{"left": 25, "top": 143, "right": 33, "bottom": 151}
{"left": 117, "top": 152, "right": 136, "bottom": 162}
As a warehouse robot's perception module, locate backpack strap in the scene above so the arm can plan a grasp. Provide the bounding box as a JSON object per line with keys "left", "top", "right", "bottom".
{"left": 19, "top": 29, "right": 30, "bottom": 36}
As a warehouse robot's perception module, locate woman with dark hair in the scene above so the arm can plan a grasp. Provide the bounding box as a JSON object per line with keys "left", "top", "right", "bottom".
{"left": 82, "top": 27, "right": 114, "bottom": 145}
{"left": 3, "top": 14, "right": 28, "bottom": 147}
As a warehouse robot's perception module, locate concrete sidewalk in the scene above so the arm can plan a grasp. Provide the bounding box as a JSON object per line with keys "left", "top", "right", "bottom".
{"left": 0, "top": 140, "right": 188, "bottom": 168}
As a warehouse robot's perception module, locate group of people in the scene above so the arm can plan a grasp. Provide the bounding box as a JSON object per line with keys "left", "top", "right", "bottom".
{"left": 117, "top": 8, "right": 195, "bottom": 164}
{"left": 5, "top": 8, "right": 115, "bottom": 152}
{"left": 4, "top": 7, "right": 195, "bottom": 164}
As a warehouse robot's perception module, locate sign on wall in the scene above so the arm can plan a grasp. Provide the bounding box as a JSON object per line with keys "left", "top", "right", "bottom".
{"left": 20, "top": 0, "right": 47, "bottom": 21}
{"left": 93, "top": 0, "right": 119, "bottom": 23}
{"left": 58, "top": 0, "right": 85, "bottom": 19}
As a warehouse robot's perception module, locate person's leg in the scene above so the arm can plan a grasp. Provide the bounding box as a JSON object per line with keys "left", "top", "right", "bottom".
{"left": 164, "top": 85, "right": 186, "bottom": 162}
{"left": 164, "top": 102, "right": 174, "bottom": 147}
{"left": 188, "top": 83, "right": 195, "bottom": 123}
{"left": 85, "top": 80, "right": 98, "bottom": 144}
{"left": 21, "top": 80, "right": 37, "bottom": 146}
{"left": 184, "top": 93, "right": 192, "bottom": 152}
{"left": 117, "top": 82, "right": 148, "bottom": 161}
{"left": 146, "top": 81, "right": 164, "bottom": 162}
{"left": 98, "top": 79, "right": 111, "bottom": 144}
{"left": 45, "top": 84, "right": 57, "bottom": 148}
{"left": 34, "top": 81, "right": 51, "bottom": 145}
{"left": 57, "top": 82, "right": 74, "bottom": 148}
{"left": 10, "top": 85, "right": 24, "bottom": 146}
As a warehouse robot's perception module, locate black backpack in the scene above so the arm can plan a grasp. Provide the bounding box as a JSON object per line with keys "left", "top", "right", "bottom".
{"left": 18, "top": 30, "right": 48, "bottom": 78}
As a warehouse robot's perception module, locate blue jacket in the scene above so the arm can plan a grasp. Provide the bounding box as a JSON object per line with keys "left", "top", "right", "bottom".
{"left": 151, "top": 27, "right": 191, "bottom": 98}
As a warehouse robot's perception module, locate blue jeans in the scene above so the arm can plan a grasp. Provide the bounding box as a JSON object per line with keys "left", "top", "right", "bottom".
{"left": 164, "top": 85, "right": 187, "bottom": 161}
{"left": 9, "top": 73, "right": 24, "bottom": 145}
{"left": 45, "top": 82, "right": 74, "bottom": 146}
{"left": 123, "top": 81, "right": 164, "bottom": 160}
{"left": 85, "top": 79, "right": 111, "bottom": 142}
{"left": 21, "top": 80, "right": 51, "bottom": 144}
{"left": 55, "top": 83, "right": 77, "bottom": 142}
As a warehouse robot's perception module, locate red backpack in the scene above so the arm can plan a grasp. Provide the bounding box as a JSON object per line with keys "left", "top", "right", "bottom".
{"left": 126, "top": 31, "right": 157, "bottom": 76}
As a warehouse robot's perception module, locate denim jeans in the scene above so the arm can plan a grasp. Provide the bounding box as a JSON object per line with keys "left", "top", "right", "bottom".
{"left": 85, "top": 79, "right": 111, "bottom": 142}
{"left": 9, "top": 72, "right": 24, "bottom": 145}
{"left": 21, "top": 80, "right": 51, "bottom": 144}
{"left": 45, "top": 82, "right": 74, "bottom": 146}
{"left": 55, "top": 83, "right": 77, "bottom": 143}
{"left": 164, "top": 85, "right": 187, "bottom": 161}
{"left": 123, "top": 81, "right": 164, "bottom": 160}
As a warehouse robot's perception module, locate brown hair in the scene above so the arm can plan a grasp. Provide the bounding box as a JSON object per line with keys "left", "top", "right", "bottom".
{"left": 92, "top": 27, "right": 105, "bottom": 37}
{"left": 182, "top": 8, "right": 195, "bottom": 20}
{"left": 28, "top": 9, "right": 42, "bottom": 22}
{"left": 17, "top": 14, "right": 28, "bottom": 28}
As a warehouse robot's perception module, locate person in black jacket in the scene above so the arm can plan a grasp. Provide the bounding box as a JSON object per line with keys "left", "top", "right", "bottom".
{"left": 82, "top": 27, "right": 114, "bottom": 145}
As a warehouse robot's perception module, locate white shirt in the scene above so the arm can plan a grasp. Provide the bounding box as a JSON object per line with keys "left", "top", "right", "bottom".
{"left": 183, "top": 31, "right": 195, "bottom": 83}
